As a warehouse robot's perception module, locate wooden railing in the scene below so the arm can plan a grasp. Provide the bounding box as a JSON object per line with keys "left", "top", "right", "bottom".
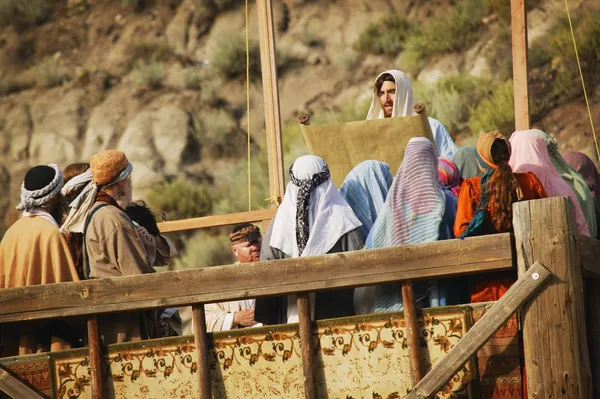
{"left": 157, "top": 208, "right": 277, "bottom": 234}
{"left": 1, "top": 197, "right": 599, "bottom": 399}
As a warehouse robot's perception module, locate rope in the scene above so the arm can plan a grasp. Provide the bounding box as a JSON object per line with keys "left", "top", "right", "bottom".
{"left": 245, "top": 0, "right": 252, "bottom": 210}
{"left": 563, "top": 0, "right": 600, "bottom": 162}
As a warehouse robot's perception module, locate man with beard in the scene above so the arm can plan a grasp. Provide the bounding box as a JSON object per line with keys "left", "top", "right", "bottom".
{"left": 0, "top": 164, "right": 80, "bottom": 356}
{"left": 367, "top": 70, "right": 457, "bottom": 160}
{"left": 204, "top": 223, "right": 263, "bottom": 332}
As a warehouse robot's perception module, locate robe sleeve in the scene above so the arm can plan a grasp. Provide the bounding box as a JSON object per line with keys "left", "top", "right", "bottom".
{"left": 47, "top": 229, "right": 81, "bottom": 284}
{"left": 153, "top": 235, "right": 178, "bottom": 266}
{"left": 101, "top": 222, "right": 155, "bottom": 276}
{"left": 204, "top": 303, "right": 234, "bottom": 333}
{"left": 453, "top": 178, "right": 481, "bottom": 238}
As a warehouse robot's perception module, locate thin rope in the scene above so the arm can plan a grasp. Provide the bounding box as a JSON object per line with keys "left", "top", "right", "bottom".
{"left": 563, "top": 0, "right": 600, "bottom": 163}
{"left": 245, "top": 0, "right": 252, "bottom": 211}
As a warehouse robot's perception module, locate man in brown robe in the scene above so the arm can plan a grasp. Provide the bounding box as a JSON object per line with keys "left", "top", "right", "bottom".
{"left": 0, "top": 164, "right": 80, "bottom": 356}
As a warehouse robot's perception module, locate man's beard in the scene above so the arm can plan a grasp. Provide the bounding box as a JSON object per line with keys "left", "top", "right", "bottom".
{"left": 383, "top": 102, "right": 393, "bottom": 117}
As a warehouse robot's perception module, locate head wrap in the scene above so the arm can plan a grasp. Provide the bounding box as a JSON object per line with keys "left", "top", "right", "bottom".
{"left": 270, "top": 155, "right": 362, "bottom": 258}
{"left": 367, "top": 137, "right": 445, "bottom": 311}
{"left": 453, "top": 147, "right": 479, "bottom": 179}
{"left": 339, "top": 160, "right": 393, "bottom": 238}
{"left": 229, "top": 223, "right": 262, "bottom": 246}
{"left": 438, "top": 158, "right": 462, "bottom": 197}
{"left": 532, "top": 131, "right": 597, "bottom": 237}
{"left": 563, "top": 151, "right": 600, "bottom": 207}
{"left": 459, "top": 132, "right": 509, "bottom": 238}
{"left": 366, "top": 70, "right": 415, "bottom": 120}
{"left": 17, "top": 164, "right": 64, "bottom": 212}
{"left": 61, "top": 169, "right": 92, "bottom": 198}
{"left": 60, "top": 170, "right": 97, "bottom": 234}
{"left": 509, "top": 129, "right": 590, "bottom": 236}
{"left": 90, "top": 150, "right": 132, "bottom": 188}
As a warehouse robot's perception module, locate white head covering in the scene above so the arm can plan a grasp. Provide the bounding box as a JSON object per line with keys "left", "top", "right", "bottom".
{"left": 366, "top": 70, "right": 416, "bottom": 120}
{"left": 270, "top": 155, "right": 362, "bottom": 258}
{"left": 16, "top": 163, "right": 64, "bottom": 212}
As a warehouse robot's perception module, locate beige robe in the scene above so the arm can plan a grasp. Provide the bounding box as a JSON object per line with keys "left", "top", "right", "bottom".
{"left": 0, "top": 215, "right": 80, "bottom": 356}
{"left": 205, "top": 299, "right": 258, "bottom": 333}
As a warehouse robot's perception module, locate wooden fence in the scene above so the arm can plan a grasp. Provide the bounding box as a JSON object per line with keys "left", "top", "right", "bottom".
{"left": 0, "top": 197, "right": 599, "bottom": 399}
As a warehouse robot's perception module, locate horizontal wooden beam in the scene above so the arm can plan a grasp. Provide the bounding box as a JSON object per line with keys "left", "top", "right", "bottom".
{"left": 0, "top": 366, "right": 44, "bottom": 399}
{"left": 578, "top": 234, "right": 600, "bottom": 279}
{"left": 157, "top": 209, "right": 277, "bottom": 233}
{"left": 0, "top": 234, "right": 513, "bottom": 323}
{"left": 406, "top": 261, "right": 551, "bottom": 399}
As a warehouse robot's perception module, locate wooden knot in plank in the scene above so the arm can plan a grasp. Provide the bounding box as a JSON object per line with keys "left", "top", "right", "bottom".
{"left": 78, "top": 287, "right": 90, "bottom": 299}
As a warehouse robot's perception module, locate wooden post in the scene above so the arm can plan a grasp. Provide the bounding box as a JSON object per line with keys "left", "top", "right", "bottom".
{"left": 401, "top": 281, "right": 423, "bottom": 385}
{"left": 0, "top": 366, "right": 44, "bottom": 399}
{"left": 256, "top": 0, "right": 285, "bottom": 206}
{"left": 192, "top": 304, "right": 212, "bottom": 399}
{"left": 87, "top": 316, "right": 104, "bottom": 399}
{"left": 296, "top": 293, "right": 316, "bottom": 399}
{"left": 513, "top": 197, "right": 592, "bottom": 398}
{"left": 511, "top": 0, "right": 531, "bottom": 130}
{"left": 588, "top": 281, "right": 600, "bottom": 397}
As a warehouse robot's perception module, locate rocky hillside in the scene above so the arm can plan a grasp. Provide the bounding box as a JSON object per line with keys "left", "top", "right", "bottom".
{"left": 0, "top": 0, "right": 599, "bottom": 241}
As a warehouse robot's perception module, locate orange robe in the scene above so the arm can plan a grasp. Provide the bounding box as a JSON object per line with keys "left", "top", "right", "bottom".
{"left": 454, "top": 172, "right": 547, "bottom": 302}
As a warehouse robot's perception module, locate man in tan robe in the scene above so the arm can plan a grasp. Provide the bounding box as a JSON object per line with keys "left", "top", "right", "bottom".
{"left": 0, "top": 164, "right": 80, "bottom": 356}
{"left": 204, "top": 223, "right": 263, "bottom": 332}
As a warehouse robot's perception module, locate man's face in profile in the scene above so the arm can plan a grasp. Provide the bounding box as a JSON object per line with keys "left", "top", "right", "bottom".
{"left": 378, "top": 81, "right": 396, "bottom": 118}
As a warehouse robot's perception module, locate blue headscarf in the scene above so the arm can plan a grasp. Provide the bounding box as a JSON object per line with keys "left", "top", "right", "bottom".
{"left": 339, "top": 160, "right": 393, "bottom": 238}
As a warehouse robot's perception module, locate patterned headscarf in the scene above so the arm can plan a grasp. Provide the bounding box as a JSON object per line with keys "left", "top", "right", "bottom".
{"left": 509, "top": 129, "right": 590, "bottom": 236}
{"left": 339, "top": 160, "right": 393, "bottom": 238}
{"left": 289, "top": 163, "right": 331, "bottom": 256}
{"left": 270, "top": 155, "right": 362, "bottom": 258}
{"left": 459, "top": 132, "right": 509, "bottom": 238}
{"left": 438, "top": 158, "right": 462, "bottom": 197}
{"left": 454, "top": 147, "right": 480, "bottom": 179}
{"left": 17, "top": 164, "right": 64, "bottom": 212}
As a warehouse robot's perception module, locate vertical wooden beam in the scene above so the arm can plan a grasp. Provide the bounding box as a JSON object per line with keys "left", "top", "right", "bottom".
{"left": 192, "top": 304, "right": 212, "bottom": 399}
{"left": 587, "top": 281, "right": 600, "bottom": 397}
{"left": 87, "top": 316, "right": 104, "bottom": 399}
{"left": 513, "top": 197, "right": 592, "bottom": 398}
{"left": 256, "top": 0, "right": 285, "bottom": 206}
{"left": 511, "top": 0, "right": 531, "bottom": 130}
{"left": 297, "top": 293, "right": 316, "bottom": 399}
{"left": 401, "top": 281, "right": 423, "bottom": 385}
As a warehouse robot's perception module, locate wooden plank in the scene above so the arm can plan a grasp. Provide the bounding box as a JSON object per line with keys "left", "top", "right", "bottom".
{"left": 578, "top": 234, "right": 600, "bottom": 278}
{"left": 406, "top": 262, "right": 551, "bottom": 399}
{"left": 157, "top": 209, "right": 276, "bottom": 233}
{"left": 513, "top": 197, "right": 592, "bottom": 398}
{"left": 256, "top": 0, "right": 285, "bottom": 205}
{"left": 511, "top": 0, "right": 531, "bottom": 130}
{"left": 297, "top": 293, "right": 316, "bottom": 399}
{"left": 192, "top": 304, "right": 211, "bottom": 399}
{"left": 0, "top": 234, "right": 513, "bottom": 323}
{"left": 588, "top": 280, "right": 600, "bottom": 398}
{"left": 401, "top": 281, "right": 423, "bottom": 385}
{"left": 0, "top": 365, "right": 44, "bottom": 399}
{"left": 87, "top": 316, "right": 104, "bottom": 399}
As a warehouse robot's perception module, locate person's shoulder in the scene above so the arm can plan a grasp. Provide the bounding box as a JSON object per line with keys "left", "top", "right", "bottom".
{"left": 90, "top": 203, "right": 134, "bottom": 229}
{"left": 515, "top": 172, "right": 540, "bottom": 183}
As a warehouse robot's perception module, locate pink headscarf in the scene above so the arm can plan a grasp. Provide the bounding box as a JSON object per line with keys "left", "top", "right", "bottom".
{"left": 509, "top": 130, "right": 590, "bottom": 236}
{"left": 438, "top": 158, "right": 462, "bottom": 197}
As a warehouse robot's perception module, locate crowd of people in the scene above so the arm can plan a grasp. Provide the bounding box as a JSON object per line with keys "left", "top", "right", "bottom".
{"left": 1, "top": 69, "right": 599, "bottom": 358}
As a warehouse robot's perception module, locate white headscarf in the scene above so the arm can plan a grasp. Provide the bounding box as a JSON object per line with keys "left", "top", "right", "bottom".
{"left": 366, "top": 70, "right": 416, "bottom": 120}
{"left": 270, "top": 155, "right": 362, "bottom": 258}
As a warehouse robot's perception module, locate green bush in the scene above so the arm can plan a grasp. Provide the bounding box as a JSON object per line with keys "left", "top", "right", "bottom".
{"left": 146, "top": 179, "right": 213, "bottom": 220}
{"left": 134, "top": 60, "right": 164, "bottom": 89}
{"left": 171, "top": 231, "right": 233, "bottom": 270}
{"left": 0, "top": 0, "right": 51, "bottom": 27}
{"left": 130, "top": 39, "right": 173, "bottom": 65}
{"left": 484, "top": 26, "right": 513, "bottom": 81}
{"left": 211, "top": 33, "right": 261, "bottom": 79}
{"left": 469, "top": 80, "right": 515, "bottom": 135}
{"left": 196, "top": 109, "right": 237, "bottom": 144}
{"left": 354, "top": 15, "right": 413, "bottom": 56}
{"left": 482, "top": 0, "right": 542, "bottom": 23}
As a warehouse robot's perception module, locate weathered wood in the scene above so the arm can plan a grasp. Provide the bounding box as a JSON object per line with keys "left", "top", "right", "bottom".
{"left": 157, "top": 209, "right": 276, "bottom": 233}
{"left": 511, "top": 0, "right": 531, "bottom": 130}
{"left": 513, "top": 197, "right": 592, "bottom": 398}
{"left": 578, "top": 234, "right": 600, "bottom": 278}
{"left": 297, "top": 293, "right": 316, "bottom": 399}
{"left": 0, "top": 365, "right": 44, "bottom": 399}
{"left": 0, "top": 234, "right": 513, "bottom": 323}
{"left": 588, "top": 280, "right": 600, "bottom": 398}
{"left": 406, "top": 262, "right": 551, "bottom": 399}
{"left": 192, "top": 304, "right": 211, "bottom": 399}
{"left": 256, "top": 0, "right": 285, "bottom": 206}
{"left": 87, "top": 316, "right": 104, "bottom": 399}
{"left": 401, "top": 281, "right": 423, "bottom": 385}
